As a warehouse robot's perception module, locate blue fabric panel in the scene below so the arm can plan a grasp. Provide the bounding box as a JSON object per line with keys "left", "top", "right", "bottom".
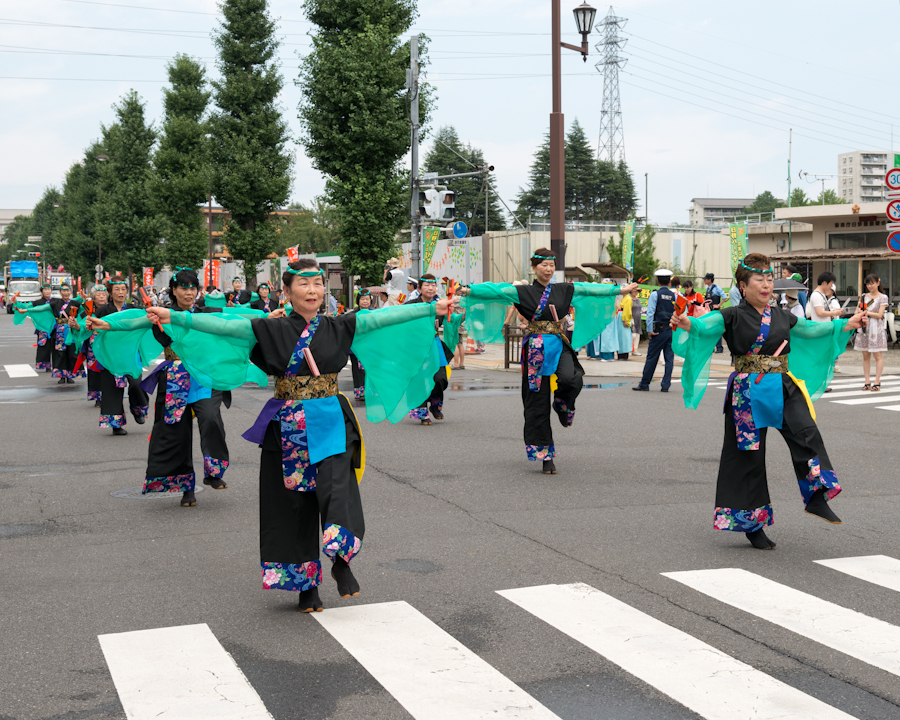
{"left": 539, "top": 334, "right": 563, "bottom": 376}
{"left": 305, "top": 396, "right": 347, "bottom": 464}
{"left": 433, "top": 335, "right": 448, "bottom": 366}
{"left": 749, "top": 373, "right": 783, "bottom": 430}
{"left": 186, "top": 373, "right": 213, "bottom": 404}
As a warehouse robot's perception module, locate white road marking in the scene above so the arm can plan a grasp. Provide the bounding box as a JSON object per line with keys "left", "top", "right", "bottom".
{"left": 874, "top": 404, "right": 900, "bottom": 411}
{"left": 814, "top": 555, "right": 900, "bottom": 594}
{"left": 4, "top": 364, "right": 38, "bottom": 378}
{"left": 832, "top": 392, "right": 900, "bottom": 405}
{"left": 825, "top": 381, "right": 900, "bottom": 398}
{"left": 828, "top": 374, "right": 900, "bottom": 387}
{"left": 498, "top": 583, "right": 853, "bottom": 720}
{"left": 314, "top": 601, "right": 560, "bottom": 720}
{"left": 664, "top": 568, "right": 900, "bottom": 678}
{"left": 97, "top": 623, "right": 273, "bottom": 720}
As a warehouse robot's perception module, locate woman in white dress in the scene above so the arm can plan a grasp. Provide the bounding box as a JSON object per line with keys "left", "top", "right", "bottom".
{"left": 853, "top": 273, "right": 888, "bottom": 391}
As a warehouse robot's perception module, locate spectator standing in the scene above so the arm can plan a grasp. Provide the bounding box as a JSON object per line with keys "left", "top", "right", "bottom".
{"left": 633, "top": 269, "right": 676, "bottom": 392}
{"left": 682, "top": 280, "right": 705, "bottom": 316}
{"left": 853, "top": 273, "right": 888, "bottom": 391}
{"left": 622, "top": 286, "right": 642, "bottom": 355}
{"left": 383, "top": 258, "right": 406, "bottom": 306}
{"left": 807, "top": 272, "right": 841, "bottom": 323}
{"left": 703, "top": 273, "right": 726, "bottom": 352}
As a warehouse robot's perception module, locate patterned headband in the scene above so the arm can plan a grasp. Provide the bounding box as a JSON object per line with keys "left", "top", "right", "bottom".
{"left": 174, "top": 266, "right": 193, "bottom": 272}
{"left": 286, "top": 268, "right": 324, "bottom": 277}
{"left": 740, "top": 261, "right": 773, "bottom": 275}
{"left": 419, "top": 277, "right": 437, "bottom": 284}
{"left": 532, "top": 254, "right": 556, "bottom": 260}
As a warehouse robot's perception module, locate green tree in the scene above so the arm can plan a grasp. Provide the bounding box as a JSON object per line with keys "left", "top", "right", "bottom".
{"left": 605, "top": 159, "right": 639, "bottom": 221}
{"left": 299, "top": 0, "right": 429, "bottom": 284}
{"left": 27, "top": 188, "right": 63, "bottom": 268}
{"left": 514, "top": 133, "right": 550, "bottom": 219}
{"left": 276, "top": 199, "right": 342, "bottom": 255}
{"left": 422, "top": 126, "right": 504, "bottom": 236}
{"left": 565, "top": 119, "right": 596, "bottom": 221}
{"left": 95, "top": 92, "right": 163, "bottom": 280}
{"left": 0, "top": 214, "right": 36, "bottom": 267}
{"left": 816, "top": 188, "right": 846, "bottom": 205}
{"left": 210, "top": 0, "right": 293, "bottom": 287}
{"left": 153, "top": 54, "right": 211, "bottom": 271}
{"left": 742, "top": 190, "right": 783, "bottom": 215}
{"left": 787, "top": 187, "right": 811, "bottom": 207}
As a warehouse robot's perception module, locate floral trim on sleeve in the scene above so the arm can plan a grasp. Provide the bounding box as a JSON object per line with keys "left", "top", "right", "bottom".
{"left": 261, "top": 560, "right": 322, "bottom": 592}
{"left": 99, "top": 414, "right": 125, "bottom": 429}
{"left": 142, "top": 472, "right": 195, "bottom": 494}
{"left": 130, "top": 404, "right": 149, "bottom": 420}
{"left": 409, "top": 406, "right": 429, "bottom": 420}
{"left": 526, "top": 443, "right": 556, "bottom": 461}
{"left": 799, "top": 458, "right": 841, "bottom": 505}
{"left": 36, "top": 330, "right": 49, "bottom": 347}
{"left": 714, "top": 505, "right": 773, "bottom": 532}
{"left": 322, "top": 524, "right": 362, "bottom": 563}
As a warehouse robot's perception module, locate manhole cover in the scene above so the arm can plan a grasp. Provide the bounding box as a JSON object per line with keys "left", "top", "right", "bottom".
{"left": 111, "top": 486, "right": 205, "bottom": 499}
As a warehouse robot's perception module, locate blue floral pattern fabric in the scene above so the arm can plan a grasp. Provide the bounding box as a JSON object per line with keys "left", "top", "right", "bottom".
{"left": 409, "top": 406, "right": 429, "bottom": 421}
{"left": 732, "top": 306, "right": 771, "bottom": 451}
{"left": 114, "top": 374, "right": 128, "bottom": 389}
{"left": 322, "top": 523, "right": 362, "bottom": 563}
{"left": 799, "top": 458, "right": 842, "bottom": 505}
{"left": 100, "top": 414, "right": 125, "bottom": 429}
{"left": 36, "top": 330, "right": 48, "bottom": 347}
{"left": 552, "top": 397, "right": 575, "bottom": 426}
{"left": 164, "top": 362, "right": 191, "bottom": 425}
{"left": 261, "top": 560, "right": 322, "bottom": 592}
{"left": 280, "top": 401, "right": 317, "bottom": 491}
{"left": 287, "top": 316, "right": 320, "bottom": 375}
{"left": 714, "top": 504, "right": 773, "bottom": 532}
{"left": 203, "top": 455, "right": 228, "bottom": 479}
{"left": 526, "top": 443, "right": 556, "bottom": 461}
{"left": 87, "top": 390, "right": 101, "bottom": 402}
{"left": 130, "top": 404, "right": 148, "bottom": 419}
{"left": 353, "top": 387, "right": 365, "bottom": 400}
{"left": 36, "top": 361, "right": 50, "bottom": 372}
{"left": 142, "top": 472, "right": 195, "bottom": 494}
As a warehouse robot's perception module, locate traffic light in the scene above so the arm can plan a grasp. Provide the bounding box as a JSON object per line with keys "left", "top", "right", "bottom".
{"left": 28, "top": 252, "right": 40, "bottom": 257}
{"left": 439, "top": 190, "right": 455, "bottom": 221}
{"left": 417, "top": 187, "right": 455, "bottom": 223}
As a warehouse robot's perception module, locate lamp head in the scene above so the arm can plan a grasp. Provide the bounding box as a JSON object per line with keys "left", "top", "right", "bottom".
{"left": 573, "top": 3, "right": 597, "bottom": 35}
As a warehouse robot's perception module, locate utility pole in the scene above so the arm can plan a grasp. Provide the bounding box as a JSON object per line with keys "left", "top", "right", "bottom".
{"left": 787, "top": 129, "right": 792, "bottom": 252}
{"left": 644, "top": 172, "right": 648, "bottom": 225}
{"left": 208, "top": 194, "right": 214, "bottom": 289}
{"left": 408, "top": 34, "right": 422, "bottom": 281}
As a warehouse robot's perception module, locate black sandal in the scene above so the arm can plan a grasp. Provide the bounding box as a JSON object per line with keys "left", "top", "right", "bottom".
{"left": 872, "top": 384, "right": 881, "bottom": 392}
{"left": 862, "top": 383, "right": 870, "bottom": 391}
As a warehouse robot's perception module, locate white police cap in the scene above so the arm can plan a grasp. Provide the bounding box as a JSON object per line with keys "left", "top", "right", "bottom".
{"left": 654, "top": 269, "right": 673, "bottom": 277}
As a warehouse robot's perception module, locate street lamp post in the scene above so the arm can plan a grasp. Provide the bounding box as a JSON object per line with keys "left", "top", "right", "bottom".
{"left": 550, "top": 2, "right": 596, "bottom": 278}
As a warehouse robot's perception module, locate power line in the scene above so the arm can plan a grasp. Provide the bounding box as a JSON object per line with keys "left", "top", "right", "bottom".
{"left": 54, "top": 0, "right": 310, "bottom": 23}
{"left": 0, "top": 74, "right": 166, "bottom": 82}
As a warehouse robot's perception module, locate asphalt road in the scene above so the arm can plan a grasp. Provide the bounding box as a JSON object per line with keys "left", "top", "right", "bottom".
{"left": 1, "top": 310, "right": 899, "bottom": 720}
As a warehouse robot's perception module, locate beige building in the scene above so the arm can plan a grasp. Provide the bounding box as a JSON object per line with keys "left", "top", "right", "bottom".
{"left": 837, "top": 151, "right": 893, "bottom": 205}
{"left": 688, "top": 198, "right": 755, "bottom": 226}
{"left": 0, "top": 209, "right": 32, "bottom": 243}
{"left": 748, "top": 202, "right": 894, "bottom": 298}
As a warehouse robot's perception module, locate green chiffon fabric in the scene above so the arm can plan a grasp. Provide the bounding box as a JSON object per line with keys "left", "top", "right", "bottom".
{"left": 13, "top": 302, "right": 55, "bottom": 335}
{"left": 461, "top": 282, "right": 621, "bottom": 348}
{"left": 91, "top": 311, "right": 165, "bottom": 378}
{"left": 155, "top": 303, "right": 441, "bottom": 424}
{"left": 202, "top": 292, "right": 259, "bottom": 309}
{"left": 442, "top": 312, "right": 465, "bottom": 353}
{"left": 672, "top": 312, "right": 853, "bottom": 409}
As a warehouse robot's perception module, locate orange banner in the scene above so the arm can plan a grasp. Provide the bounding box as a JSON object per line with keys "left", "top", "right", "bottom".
{"left": 143, "top": 267, "right": 154, "bottom": 287}
{"left": 286, "top": 246, "right": 299, "bottom": 262}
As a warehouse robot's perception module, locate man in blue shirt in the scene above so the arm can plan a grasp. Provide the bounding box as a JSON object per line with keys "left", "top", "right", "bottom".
{"left": 703, "top": 273, "right": 726, "bottom": 353}
{"left": 633, "top": 269, "right": 676, "bottom": 392}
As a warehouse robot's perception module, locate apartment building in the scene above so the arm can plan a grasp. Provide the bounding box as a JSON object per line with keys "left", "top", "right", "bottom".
{"left": 838, "top": 151, "right": 893, "bottom": 204}
{"left": 688, "top": 198, "right": 756, "bottom": 226}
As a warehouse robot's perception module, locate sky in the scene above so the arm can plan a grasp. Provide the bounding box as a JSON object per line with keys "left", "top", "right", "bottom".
{"left": 1, "top": 0, "right": 898, "bottom": 225}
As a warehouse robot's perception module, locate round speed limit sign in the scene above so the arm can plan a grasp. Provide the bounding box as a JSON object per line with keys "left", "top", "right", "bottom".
{"left": 887, "top": 168, "right": 900, "bottom": 191}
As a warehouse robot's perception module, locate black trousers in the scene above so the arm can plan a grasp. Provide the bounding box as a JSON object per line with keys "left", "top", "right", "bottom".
{"left": 717, "top": 383, "right": 837, "bottom": 521}
{"left": 35, "top": 337, "right": 52, "bottom": 369}
{"left": 639, "top": 326, "right": 674, "bottom": 390}
{"left": 145, "top": 391, "right": 228, "bottom": 490}
{"left": 99, "top": 369, "right": 149, "bottom": 421}
{"left": 52, "top": 342, "right": 76, "bottom": 377}
{"left": 259, "top": 412, "right": 364, "bottom": 566}
{"left": 87, "top": 369, "right": 102, "bottom": 399}
{"left": 522, "top": 346, "right": 583, "bottom": 450}
{"left": 349, "top": 352, "right": 365, "bottom": 391}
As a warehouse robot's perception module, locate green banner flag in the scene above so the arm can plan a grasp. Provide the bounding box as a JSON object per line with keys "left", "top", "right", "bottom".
{"left": 894, "top": 153, "right": 900, "bottom": 168}
{"left": 623, "top": 220, "right": 635, "bottom": 272}
{"left": 729, "top": 222, "right": 749, "bottom": 276}
{"left": 422, "top": 227, "right": 441, "bottom": 272}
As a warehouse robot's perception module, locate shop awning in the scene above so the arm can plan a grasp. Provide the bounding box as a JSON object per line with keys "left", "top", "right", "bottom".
{"left": 769, "top": 247, "right": 896, "bottom": 261}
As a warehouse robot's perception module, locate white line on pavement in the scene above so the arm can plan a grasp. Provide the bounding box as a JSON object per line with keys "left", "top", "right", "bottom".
{"left": 824, "top": 382, "right": 900, "bottom": 398}
{"left": 663, "top": 568, "right": 900, "bottom": 678}
{"left": 497, "top": 583, "right": 853, "bottom": 720}
{"left": 832, "top": 392, "right": 900, "bottom": 405}
{"left": 98, "top": 623, "right": 273, "bottom": 720}
{"left": 4, "top": 364, "right": 37, "bottom": 378}
{"left": 314, "top": 601, "right": 560, "bottom": 720}
{"left": 814, "top": 555, "right": 900, "bottom": 594}
{"left": 875, "top": 404, "right": 900, "bottom": 411}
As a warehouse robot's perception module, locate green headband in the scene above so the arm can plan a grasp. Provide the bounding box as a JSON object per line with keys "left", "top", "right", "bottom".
{"left": 59, "top": 284, "right": 71, "bottom": 290}
{"left": 108, "top": 280, "right": 127, "bottom": 286}
{"left": 740, "top": 261, "right": 773, "bottom": 275}
{"left": 286, "top": 268, "right": 324, "bottom": 277}
{"left": 419, "top": 277, "right": 437, "bottom": 284}
{"left": 532, "top": 254, "right": 556, "bottom": 260}
{"left": 358, "top": 289, "right": 371, "bottom": 296}
{"left": 174, "top": 266, "right": 193, "bottom": 272}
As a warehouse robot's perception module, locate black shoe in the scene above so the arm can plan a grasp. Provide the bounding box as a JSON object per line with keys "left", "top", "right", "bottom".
{"left": 66, "top": 378, "right": 75, "bottom": 384}
{"left": 94, "top": 400, "right": 102, "bottom": 408}
{"left": 430, "top": 406, "right": 444, "bottom": 420}
{"left": 660, "top": 388, "right": 669, "bottom": 393}
{"left": 745, "top": 528, "right": 776, "bottom": 549}
{"left": 133, "top": 414, "right": 146, "bottom": 425}
{"left": 805, "top": 488, "right": 842, "bottom": 524}
{"left": 331, "top": 556, "right": 360, "bottom": 598}
{"left": 298, "top": 587, "right": 324, "bottom": 613}
{"left": 112, "top": 427, "right": 128, "bottom": 436}
{"left": 57, "top": 378, "right": 66, "bottom": 385}
{"left": 203, "top": 476, "right": 227, "bottom": 489}
{"left": 714, "top": 348, "right": 724, "bottom": 354}
{"left": 542, "top": 459, "right": 557, "bottom": 475}
{"left": 420, "top": 418, "right": 432, "bottom": 426}
{"left": 180, "top": 490, "right": 196, "bottom": 507}
{"left": 632, "top": 385, "right": 649, "bottom": 392}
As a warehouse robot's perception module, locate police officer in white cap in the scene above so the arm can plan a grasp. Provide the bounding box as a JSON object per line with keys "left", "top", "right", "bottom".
{"left": 634, "top": 269, "right": 676, "bottom": 392}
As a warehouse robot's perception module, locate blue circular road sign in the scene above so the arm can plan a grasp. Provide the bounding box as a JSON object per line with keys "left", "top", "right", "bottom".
{"left": 452, "top": 221, "right": 468, "bottom": 239}
{"left": 888, "top": 232, "right": 900, "bottom": 253}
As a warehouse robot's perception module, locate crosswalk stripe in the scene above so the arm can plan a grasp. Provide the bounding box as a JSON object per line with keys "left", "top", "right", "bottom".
{"left": 814, "top": 555, "right": 900, "bottom": 593}
{"left": 663, "top": 568, "right": 900, "bottom": 678}
{"left": 875, "top": 404, "right": 900, "bottom": 411}
{"left": 498, "top": 583, "right": 853, "bottom": 720}
{"left": 4, "top": 364, "right": 38, "bottom": 378}
{"left": 825, "top": 382, "right": 900, "bottom": 398}
{"left": 832, "top": 391, "right": 900, "bottom": 405}
{"left": 829, "top": 374, "right": 900, "bottom": 387}
{"left": 98, "top": 623, "right": 273, "bottom": 719}
{"left": 314, "top": 601, "right": 560, "bottom": 720}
